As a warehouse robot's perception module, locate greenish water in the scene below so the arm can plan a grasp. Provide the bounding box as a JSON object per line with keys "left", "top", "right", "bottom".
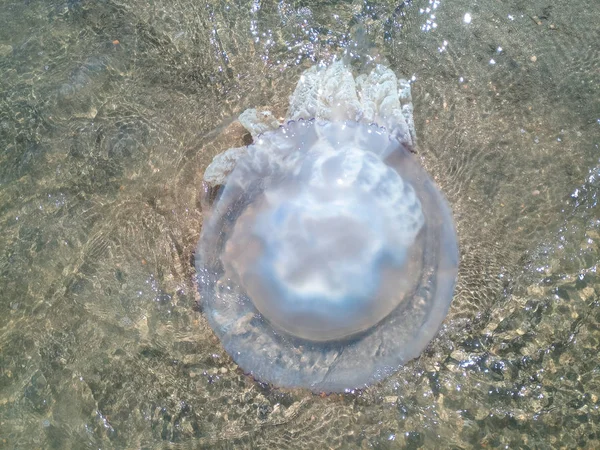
{"left": 0, "top": 0, "right": 598, "bottom": 448}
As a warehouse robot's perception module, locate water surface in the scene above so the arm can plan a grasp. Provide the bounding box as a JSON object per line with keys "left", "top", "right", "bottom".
{"left": 0, "top": 0, "right": 598, "bottom": 448}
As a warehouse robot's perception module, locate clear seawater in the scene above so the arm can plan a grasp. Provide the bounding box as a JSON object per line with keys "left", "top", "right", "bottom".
{"left": 0, "top": 0, "right": 598, "bottom": 448}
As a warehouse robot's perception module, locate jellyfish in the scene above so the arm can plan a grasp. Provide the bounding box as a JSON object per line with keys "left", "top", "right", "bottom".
{"left": 196, "top": 60, "right": 459, "bottom": 393}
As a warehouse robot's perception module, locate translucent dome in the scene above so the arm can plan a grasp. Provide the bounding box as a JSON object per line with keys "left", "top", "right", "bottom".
{"left": 195, "top": 61, "right": 459, "bottom": 392}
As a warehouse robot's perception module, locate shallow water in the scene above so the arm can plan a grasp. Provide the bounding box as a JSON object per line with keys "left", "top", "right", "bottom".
{"left": 0, "top": 0, "right": 598, "bottom": 448}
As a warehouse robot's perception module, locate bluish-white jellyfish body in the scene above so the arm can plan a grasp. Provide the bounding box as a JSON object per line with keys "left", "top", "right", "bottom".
{"left": 196, "top": 61, "right": 459, "bottom": 392}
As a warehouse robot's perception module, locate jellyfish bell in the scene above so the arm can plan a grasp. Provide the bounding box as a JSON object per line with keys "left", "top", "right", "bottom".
{"left": 220, "top": 120, "right": 426, "bottom": 343}
{"left": 195, "top": 61, "right": 459, "bottom": 392}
